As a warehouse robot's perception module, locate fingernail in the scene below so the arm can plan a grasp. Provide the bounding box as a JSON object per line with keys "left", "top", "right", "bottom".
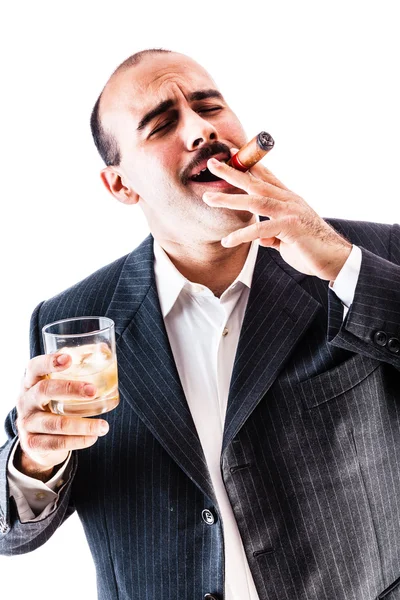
{"left": 83, "top": 384, "right": 96, "bottom": 396}
{"left": 221, "top": 236, "right": 230, "bottom": 247}
{"left": 99, "top": 421, "right": 109, "bottom": 435}
{"left": 55, "top": 354, "right": 69, "bottom": 366}
{"left": 208, "top": 157, "right": 219, "bottom": 166}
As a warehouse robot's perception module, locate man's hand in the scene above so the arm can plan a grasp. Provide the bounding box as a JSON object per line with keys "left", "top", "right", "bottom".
{"left": 15, "top": 353, "right": 109, "bottom": 480}
{"left": 203, "top": 157, "right": 352, "bottom": 282}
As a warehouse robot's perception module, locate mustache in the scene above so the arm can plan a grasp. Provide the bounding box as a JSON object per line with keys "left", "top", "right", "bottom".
{"left": 181, "top": 142, "right": 231, "bottom": 186}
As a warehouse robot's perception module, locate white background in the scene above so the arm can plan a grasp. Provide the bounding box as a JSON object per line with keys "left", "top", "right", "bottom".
{"left": 0, "top": 1, "right": 399, "bottom": 597}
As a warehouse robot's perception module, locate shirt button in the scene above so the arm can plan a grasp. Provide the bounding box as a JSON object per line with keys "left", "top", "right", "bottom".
{"left": 204, "top": 595, "right": 220, "bottom": 600}
{"left": 222, "top": 327, "right": 229, "bottom": 337}
{"left": 388, "top": 338, "right": 400, "bottom": 354}
{"left": 35, "top": 492, "right": 46, "bottom": 500}
{"left": 373, "top": 331, "right": 387, "bottom": 347}
{"left": 201, "top": 509, "right": 215, "bottom": 525}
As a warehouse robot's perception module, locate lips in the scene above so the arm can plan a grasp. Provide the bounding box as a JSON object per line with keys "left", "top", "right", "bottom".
{"left": 188, "top": 152, "right": 230, "bottom": 183}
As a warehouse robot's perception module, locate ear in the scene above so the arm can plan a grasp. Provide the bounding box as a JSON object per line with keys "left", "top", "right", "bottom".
{"left": 100, "top": 167, "right": 140, "bottom": 205}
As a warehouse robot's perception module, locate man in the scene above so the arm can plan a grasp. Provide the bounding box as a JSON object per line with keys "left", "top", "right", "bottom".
{"left": 0, "top": 48, "right": 400, "bottom": 600}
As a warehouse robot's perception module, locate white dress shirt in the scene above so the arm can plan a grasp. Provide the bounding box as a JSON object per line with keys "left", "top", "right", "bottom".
{"left": 8, "top": 241, "right": 362, "bottom": 600}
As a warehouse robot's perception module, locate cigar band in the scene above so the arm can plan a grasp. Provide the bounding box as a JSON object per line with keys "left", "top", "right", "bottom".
{"left": 229, "top": 153, "right": 248, "bottom": 172}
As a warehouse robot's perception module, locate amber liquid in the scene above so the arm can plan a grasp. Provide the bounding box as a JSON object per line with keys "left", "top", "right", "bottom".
{"left": 49, "top": 343, "right": 119, "bottom": 417}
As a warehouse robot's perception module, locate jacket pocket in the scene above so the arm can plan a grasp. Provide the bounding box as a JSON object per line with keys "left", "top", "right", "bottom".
{"left": 297, "top": 354, "right": 381, "bottom": 409}
{"left": 377, "top": 575, "right": 400, "bottom": 598}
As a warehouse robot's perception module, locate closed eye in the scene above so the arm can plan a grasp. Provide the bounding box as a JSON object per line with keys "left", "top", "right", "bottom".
{"left": 149, "top": 107, "right": 222, "bottom": 136}
{"left": 198, "top": 106, "right": 222, "bottom": 114}
{"left": 150, "top": 121, "right": 175, "bottom": 136}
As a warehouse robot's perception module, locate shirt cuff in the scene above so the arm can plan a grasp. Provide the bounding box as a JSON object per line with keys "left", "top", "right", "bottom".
{"left": 329, "top": 244, "right": 362, "bottom": 319}
{"left": 7, "top": 441, "right": 72, "bottom": 522}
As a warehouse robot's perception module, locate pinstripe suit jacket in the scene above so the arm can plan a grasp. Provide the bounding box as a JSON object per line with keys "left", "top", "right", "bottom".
{"left": 1, "top": 218, "right": 400, "bottom": 600}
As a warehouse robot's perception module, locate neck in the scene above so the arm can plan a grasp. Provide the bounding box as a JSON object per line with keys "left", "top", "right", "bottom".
{"left": 156, "top": 237, "right": 252, "bottom": 297}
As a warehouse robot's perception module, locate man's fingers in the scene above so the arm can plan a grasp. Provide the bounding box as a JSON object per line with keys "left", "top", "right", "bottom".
{"left": 206, "top": 158, "right": 260, "bottom": 196}
{"left": 24, "top": 433, "right": 100, "bottom": 453}
{"left": 22, "top": 413, "right": 109, "bottom": 437}
{"left": 259, "top": 237, "right": 281, "bottom": 249}
{"left": 207, "top": 157, "right": 289, "bottom": 199}
{"left": 203, "top": 193, "right": 282, "bottom": 217}
{"left": 221, "top": 218, "right": 292, "bottom": 248}
{"left": 28, "top": 378, "right": 97, "bottom": 410}
{"left": 16, "top": 408, "right": 109, "bottom": 470}
{"left": 24, "top": 353, "right": 72, "bottom": 389}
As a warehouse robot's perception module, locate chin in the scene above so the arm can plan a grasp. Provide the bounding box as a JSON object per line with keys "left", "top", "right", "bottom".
{"left": 204, "top": 207, "right": 254, "bottom": 239}
{"left": 220, "top": 207, "right": 255, "bottom": 224}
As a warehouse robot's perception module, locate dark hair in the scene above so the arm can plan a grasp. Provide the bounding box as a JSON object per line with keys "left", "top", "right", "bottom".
{"left": 90, "top": 48, "right": 172, "bottom": 166}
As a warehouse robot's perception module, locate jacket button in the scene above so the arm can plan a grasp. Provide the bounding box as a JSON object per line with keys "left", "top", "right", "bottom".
{"left": 204, "top": 595, "right": 219, "bottom": 600}
{"left": 373, "top": 331, "right": 388, "bottom": 347}
{"left": 202, "top": 509, "right": 215, "bottom": 525}
{"left": 388, "top": 338, "right": 400, "bottom": 354}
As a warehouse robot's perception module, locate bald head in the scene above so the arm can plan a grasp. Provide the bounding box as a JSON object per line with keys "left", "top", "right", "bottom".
{"left": 90, "top": 48, "right": 173, "bottom": 166}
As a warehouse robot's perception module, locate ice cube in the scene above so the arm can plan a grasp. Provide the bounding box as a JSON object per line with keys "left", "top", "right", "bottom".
{"left": 58, "top": 343, "right": 112, "bottom": 375}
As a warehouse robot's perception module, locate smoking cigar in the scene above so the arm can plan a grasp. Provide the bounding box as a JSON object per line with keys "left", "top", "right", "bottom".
{"left": 228, "top": 131, "right": 274, "bottom": 172}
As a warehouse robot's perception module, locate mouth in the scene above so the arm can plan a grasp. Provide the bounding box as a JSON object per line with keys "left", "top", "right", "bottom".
{"left": 187, "top": 153, "right": 230, "bottom": 188}
{"left": 190, "top": 166, "right": 224, "bottom": 183}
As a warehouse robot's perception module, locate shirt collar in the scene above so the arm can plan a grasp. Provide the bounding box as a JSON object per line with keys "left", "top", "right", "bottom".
{"left": 153, "top": 226, "right": 259, "bottom": 319}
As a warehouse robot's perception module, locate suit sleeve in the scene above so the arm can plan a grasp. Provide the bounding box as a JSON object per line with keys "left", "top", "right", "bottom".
{"left": 327, "top": 222, "right": 400, "bottom": 371}
{"left": 0, "top": 302, "right": 77, "bottom": 555}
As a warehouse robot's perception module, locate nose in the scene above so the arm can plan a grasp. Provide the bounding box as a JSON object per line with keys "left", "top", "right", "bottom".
{"left": 183, "top": 110, "right": 218, "bottom": 151}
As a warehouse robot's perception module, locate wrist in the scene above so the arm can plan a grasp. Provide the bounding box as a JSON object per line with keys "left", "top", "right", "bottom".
{"left": 328, "top": 243, "right": 352, "bottom": 283}
{"left": 14, "top": 447, "right": 55, "bottom": 482}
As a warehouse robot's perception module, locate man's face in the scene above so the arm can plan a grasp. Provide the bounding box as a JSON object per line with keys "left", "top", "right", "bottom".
{"left": 101, "top": 53, "right": 252, "bottom": 244}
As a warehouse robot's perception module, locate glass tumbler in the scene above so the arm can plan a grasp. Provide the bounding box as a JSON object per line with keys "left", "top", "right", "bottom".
{"left": 42, "top": 316, "right": 119, "bottom": 417}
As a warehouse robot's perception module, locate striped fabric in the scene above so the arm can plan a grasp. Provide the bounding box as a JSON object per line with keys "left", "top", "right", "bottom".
{"left": 1, "top": 217, "right": 400, "bottom": 600}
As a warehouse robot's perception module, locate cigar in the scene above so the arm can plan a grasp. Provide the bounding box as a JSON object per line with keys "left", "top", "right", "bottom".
{"left": 228, "top": 131, "right": 274, "bottom": 172}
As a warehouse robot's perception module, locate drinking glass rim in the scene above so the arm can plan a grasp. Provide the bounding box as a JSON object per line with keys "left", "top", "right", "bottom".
{"left": 42, "top": 316, "right": 115, "bottom": 338}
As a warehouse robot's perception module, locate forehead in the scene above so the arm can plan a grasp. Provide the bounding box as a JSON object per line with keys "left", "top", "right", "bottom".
{"left": 101, "top": 54, "right": 218, "bottom": 124}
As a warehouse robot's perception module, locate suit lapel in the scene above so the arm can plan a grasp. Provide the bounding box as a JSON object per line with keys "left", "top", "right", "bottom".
{"left": 222, "top": 246, "right": 321, "bottom": 451}
{"left": 106, "top": 236, "right": 215, "bottom": 504}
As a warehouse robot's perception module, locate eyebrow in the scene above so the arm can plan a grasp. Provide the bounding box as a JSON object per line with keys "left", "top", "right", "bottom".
{"left": 136, "top": 89, "right": 224, "bottom": 132}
